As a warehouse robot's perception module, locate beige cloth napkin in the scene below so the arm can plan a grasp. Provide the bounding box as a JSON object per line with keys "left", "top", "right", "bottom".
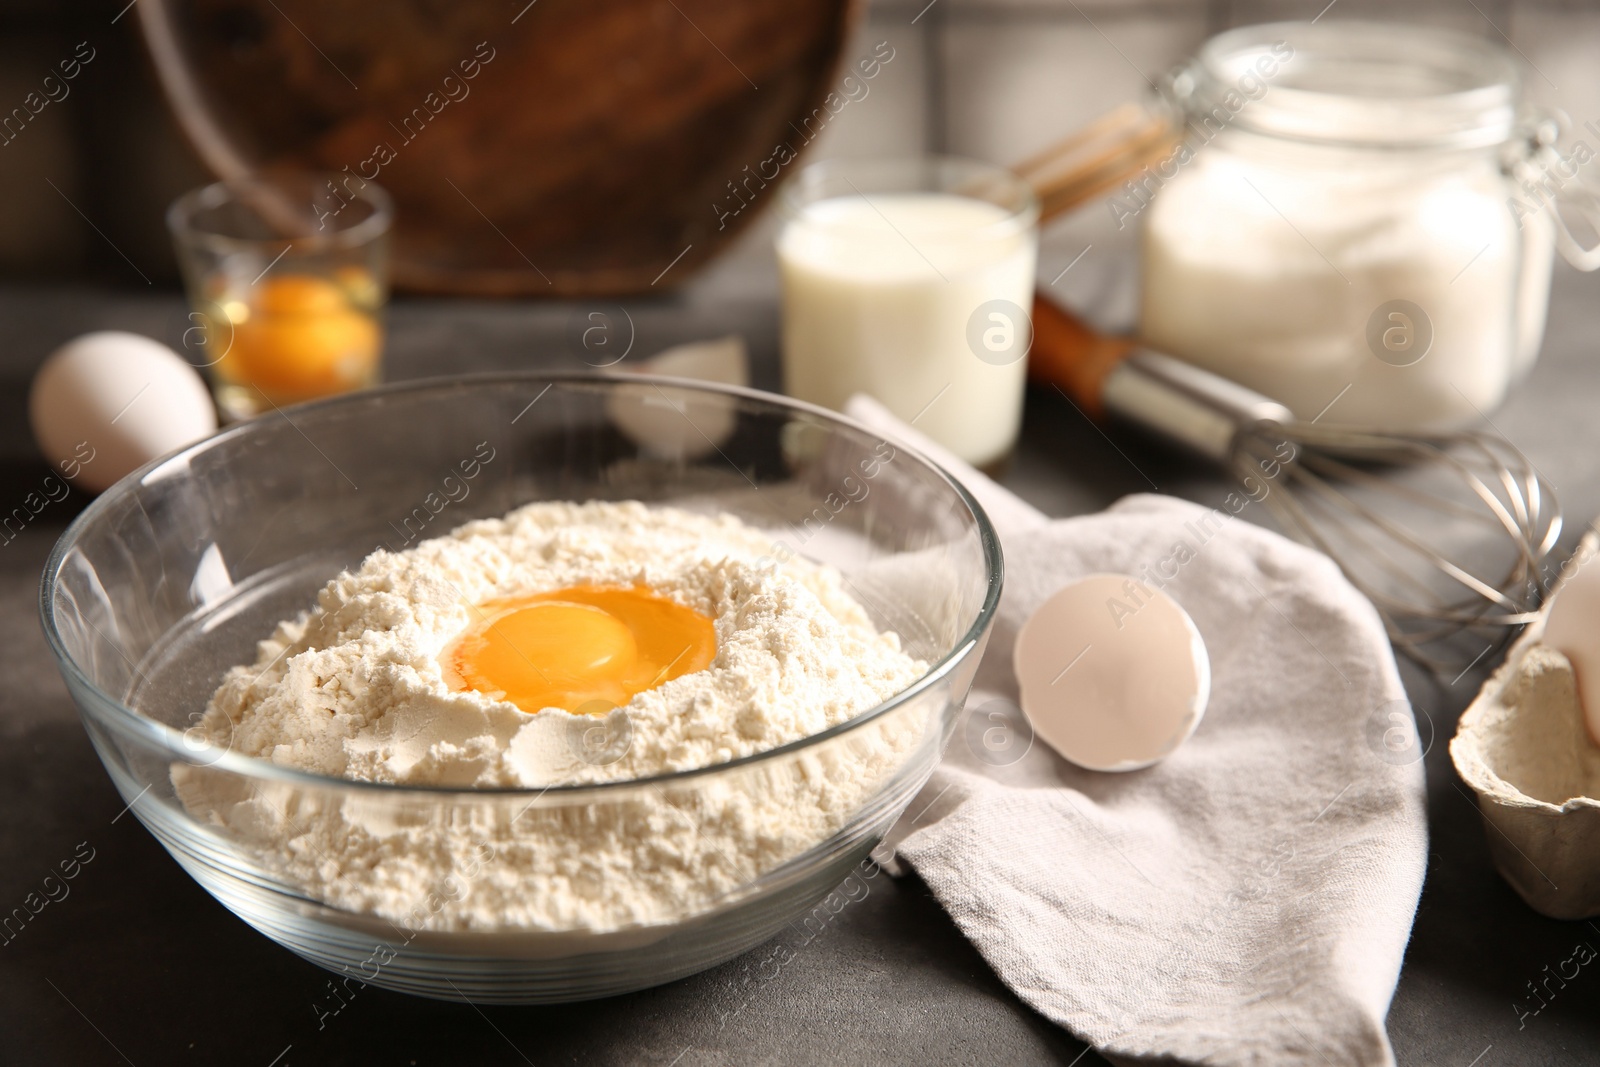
{"left": 846, "top": 396, "right": 1428, "bottom": 1067}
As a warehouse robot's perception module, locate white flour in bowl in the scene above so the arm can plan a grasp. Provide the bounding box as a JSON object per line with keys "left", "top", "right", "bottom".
{"left": 175, "top": 501, "right": 930, "bottom": 932}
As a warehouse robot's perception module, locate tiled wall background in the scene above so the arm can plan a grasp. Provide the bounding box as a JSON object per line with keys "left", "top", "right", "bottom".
{"left": 3, "top": 0, "right": 1599, "bottom": 303}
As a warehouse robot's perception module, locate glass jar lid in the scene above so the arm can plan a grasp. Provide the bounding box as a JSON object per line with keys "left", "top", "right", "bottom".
{"left": 1167, "top": 20, "right": 1521, "bottom": 150}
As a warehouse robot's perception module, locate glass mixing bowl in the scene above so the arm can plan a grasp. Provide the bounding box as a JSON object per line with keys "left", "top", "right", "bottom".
{"left": 40, "top": 374, "right": 1001, "bottom": 1003}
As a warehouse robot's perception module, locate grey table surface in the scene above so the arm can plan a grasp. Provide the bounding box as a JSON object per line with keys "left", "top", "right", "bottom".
{"left": 3, "top": 269, "right": 1600, "bottom": 1066}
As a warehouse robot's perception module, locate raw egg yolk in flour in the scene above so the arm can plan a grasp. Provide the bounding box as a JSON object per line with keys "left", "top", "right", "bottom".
{"left": 443, "top": 585, "right": 716, "bottom": 715}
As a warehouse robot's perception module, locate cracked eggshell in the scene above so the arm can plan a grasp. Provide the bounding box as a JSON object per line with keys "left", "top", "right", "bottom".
{"left": 606, "top": 336, "right": 748, "bottom": 459}
{"left": 1450, "top": 531, "right": 1600, "bottom": 920}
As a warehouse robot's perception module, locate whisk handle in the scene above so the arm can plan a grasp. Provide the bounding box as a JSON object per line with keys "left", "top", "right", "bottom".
{"left": 1105, "top": 350, "right": 1295, "bottom": 463}
{"left": 1030, "top": 292, "right": 1294, "bottom": 463}
{"left": 1027, "top": 290, "right": 1135, "bottom": 419}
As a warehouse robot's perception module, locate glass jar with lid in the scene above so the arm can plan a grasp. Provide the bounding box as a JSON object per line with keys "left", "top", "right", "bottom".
{"left": 1135, "top": 20, "right": 1598, "bottom": 431}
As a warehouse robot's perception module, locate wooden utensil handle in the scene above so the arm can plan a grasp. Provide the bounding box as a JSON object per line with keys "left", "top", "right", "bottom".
{"left": 1012, "top": 102, "right": 1182, "bottom": 225}
{"left": 1027, "top": 292, "right": 1134, "bottom": 418}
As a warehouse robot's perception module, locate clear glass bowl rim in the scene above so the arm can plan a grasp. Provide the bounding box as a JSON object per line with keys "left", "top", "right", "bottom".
{"left": 166, "top": 171, "right": 395, "bottom": 252}
{"left": 40, "top": 370, "right": 1004, "bottom": 800}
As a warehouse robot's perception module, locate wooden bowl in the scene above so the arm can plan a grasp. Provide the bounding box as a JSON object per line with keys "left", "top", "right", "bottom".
{"left": 140, "top": 0, "right": 860, "bottom": 295}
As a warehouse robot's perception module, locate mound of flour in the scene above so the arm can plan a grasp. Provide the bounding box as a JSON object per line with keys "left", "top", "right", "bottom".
{"left": 176, "top": 501, "right": 930, "bottom": 931}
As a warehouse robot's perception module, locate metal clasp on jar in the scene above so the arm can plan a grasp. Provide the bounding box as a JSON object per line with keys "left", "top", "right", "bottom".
{"left": 1507, "top": 114, "right": 1600, "bottom": 272}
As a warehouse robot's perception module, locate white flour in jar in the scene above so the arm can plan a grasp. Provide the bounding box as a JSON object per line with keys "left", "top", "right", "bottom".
{"left": 1140, "top": 145, "right": 1554, "bottom": 429}
{"left": 174, "top": 501, "right": 928, "bottom": 932}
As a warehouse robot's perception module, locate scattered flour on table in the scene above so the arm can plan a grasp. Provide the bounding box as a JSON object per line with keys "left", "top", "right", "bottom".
{"left": 174, "top": 501, "right": 930, "bottom": 932}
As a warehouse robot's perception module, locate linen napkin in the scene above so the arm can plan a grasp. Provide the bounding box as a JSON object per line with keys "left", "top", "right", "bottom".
{"left": 846, "top": 395, "right": 1428, "bottom": 1067}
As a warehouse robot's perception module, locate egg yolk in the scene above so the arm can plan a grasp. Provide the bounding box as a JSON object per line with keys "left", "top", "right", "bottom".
{"left": 218, "top": 274, "right": 381, "bottom": 401}
{"left": 443, "top": 585, "right": 717, "bottom": 715}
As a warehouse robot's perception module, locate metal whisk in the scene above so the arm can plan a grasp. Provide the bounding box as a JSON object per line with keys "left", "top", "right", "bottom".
{"left": 1030, "top": 294, "right": 1562, "bottom": 666}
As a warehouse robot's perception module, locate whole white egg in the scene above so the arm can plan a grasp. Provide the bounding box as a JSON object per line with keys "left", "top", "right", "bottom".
{"left": 29, "top": 331, "right": 218, "bottom": 493}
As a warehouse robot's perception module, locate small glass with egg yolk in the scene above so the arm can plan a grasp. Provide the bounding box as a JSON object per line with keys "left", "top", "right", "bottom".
{"left": 168, "top": 173, "right": 393, "bottom": 422}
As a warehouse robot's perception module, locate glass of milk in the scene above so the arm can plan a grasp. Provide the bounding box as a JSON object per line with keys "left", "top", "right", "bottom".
{"left": 778, "top": 158, "right": 1039, "bottom": 468}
